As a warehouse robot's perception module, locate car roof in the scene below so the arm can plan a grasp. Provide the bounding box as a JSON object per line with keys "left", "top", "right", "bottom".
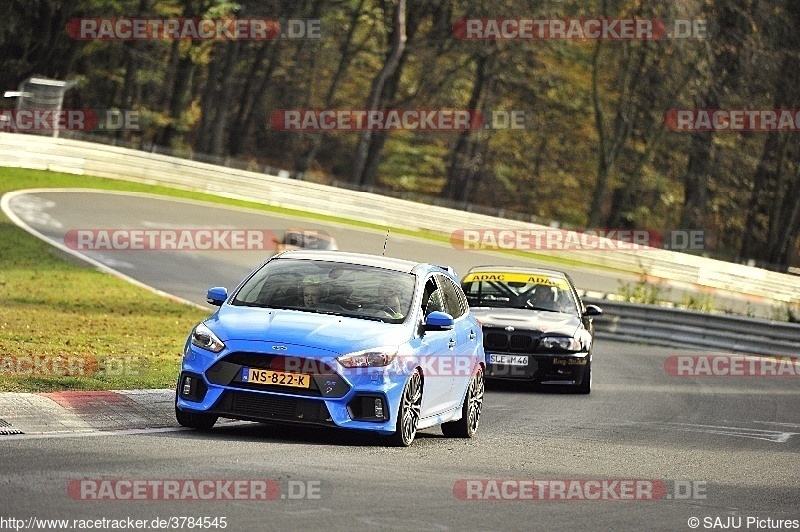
{"left": 284, "top": 228, "right": 335, "bottom": 240}
{"left": 274, "top": 249, "right": 424, "bottom": 273}
{"left": 463, "top": 265, "right": 570, "bottom": 279}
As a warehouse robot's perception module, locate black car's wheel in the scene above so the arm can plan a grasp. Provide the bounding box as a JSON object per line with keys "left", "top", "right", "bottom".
{"left": 441, "top": 365, "right": 484, "bottom": 438}
{"left": 175, "top": 392, "right": 218, "bottom": 430}
{"left": 389, "top": 369, "right": 422, "bottom": 447}
{"left": 575, "top": 360, "right": 591, "bottom": 394}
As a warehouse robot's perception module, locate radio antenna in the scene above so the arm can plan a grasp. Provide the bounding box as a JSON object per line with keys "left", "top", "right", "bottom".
{"left": 382, "top": 230, "right": 390, "bottom": 256}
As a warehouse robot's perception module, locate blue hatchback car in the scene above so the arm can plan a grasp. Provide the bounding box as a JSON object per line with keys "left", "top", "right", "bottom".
{"left": 176, "top": 250, "right": 485, "bottom": 446}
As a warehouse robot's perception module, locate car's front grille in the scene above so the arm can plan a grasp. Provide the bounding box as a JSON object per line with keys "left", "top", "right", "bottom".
{"left": 509, "top": 335, "right": 533, "bottom": 351}
{"left": 483, "top": 329, "right": 541, "bottom": 353}
{"left": 220, "top": 352, "right": 337, "bottom": 374}
{"left": 206, "top": 352, "right": 350, "bottom": 398}
{"left": 215, "top": 391, "right": 334, "bottom": 425}
{"left": 232, "top": 392, "right": 298, "bottom": 418}
{"left": 485, "top": 332, "right": 508, "bottom": 349}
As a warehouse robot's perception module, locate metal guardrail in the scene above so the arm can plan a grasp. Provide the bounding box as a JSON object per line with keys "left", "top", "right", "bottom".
{"left": 586, "top": 298, "right": 800, "bottom": 357}
{"left": 1, "top": 131, "right": 799, "bottom": 307}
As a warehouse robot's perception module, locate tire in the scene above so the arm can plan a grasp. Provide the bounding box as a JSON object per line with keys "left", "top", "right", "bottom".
{"left": 441, "top": 366, "right": 484, "bottom": 438}
{"left": 175, "top": 392, "right": 218, "bottom": 430}
{"left": 389, "top": 369, "right": 423, "bottom": 447}
{"left": 575, "top": 361, "right": 591, "bottom": 394}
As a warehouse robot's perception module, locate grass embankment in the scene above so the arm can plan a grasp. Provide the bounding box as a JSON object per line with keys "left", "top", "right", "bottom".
{"left": 0, "top": 168, "right": 218, "bottom": 392}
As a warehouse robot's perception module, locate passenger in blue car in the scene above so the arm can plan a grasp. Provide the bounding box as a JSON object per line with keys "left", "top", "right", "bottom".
{"left": 303, "top": 283, "right": 323, "bottom": 307}
{"left": 302, "top": 280, "right": 347, "bottom": 312}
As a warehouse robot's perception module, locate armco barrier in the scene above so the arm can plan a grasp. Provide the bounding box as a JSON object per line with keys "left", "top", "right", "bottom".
{"left": 586, "top": 298, "right": 800, "bottom": 357}
{"left": 1, "top": 131, "right": 799, "bottom": 306}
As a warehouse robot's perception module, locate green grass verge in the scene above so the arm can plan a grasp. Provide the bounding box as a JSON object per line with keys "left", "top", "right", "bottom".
{"left": 0, "top": 168, "right": 216, "bottom": 392}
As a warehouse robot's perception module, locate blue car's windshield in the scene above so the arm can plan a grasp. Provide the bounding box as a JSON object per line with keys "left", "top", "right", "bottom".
{"left": 231, "top": 258, "right": 416, "bottom": 323}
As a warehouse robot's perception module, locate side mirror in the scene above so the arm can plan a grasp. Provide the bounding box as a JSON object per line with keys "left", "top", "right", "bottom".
{"left": 206, "top": 287, "right": 228, "bottom": 306}
{"left": 424, "top": 311, "right": 455, "bottom": 331}
{"left": 583, "top": 304, "right": 603, "bottom": 316}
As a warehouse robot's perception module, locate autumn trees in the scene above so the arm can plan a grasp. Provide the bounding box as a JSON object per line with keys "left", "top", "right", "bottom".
{"left": 2, "top": 0, "right": 799, "bottom": 270}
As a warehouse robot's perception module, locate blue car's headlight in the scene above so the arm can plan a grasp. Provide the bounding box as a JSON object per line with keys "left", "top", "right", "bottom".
{"left": 191, "top": 323, "right": 225, "bottom": 353}
{"left": 337, "top": 347, "right": 398, "bottom": 368}
{"left": 539, "top": 336, "right": 582, "bottom": 352}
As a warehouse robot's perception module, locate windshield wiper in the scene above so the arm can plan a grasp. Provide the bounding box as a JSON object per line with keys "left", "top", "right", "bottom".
{"left": 525, "top": 305, "right": 560, "bottom": 313}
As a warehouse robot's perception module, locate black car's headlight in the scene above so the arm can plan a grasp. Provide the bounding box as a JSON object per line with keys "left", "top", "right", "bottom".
{"left": 539, "top": 336, "right": 582, "bottom": 353}
{"left": 191, "top": 323, "right": 225, "bottom": 353}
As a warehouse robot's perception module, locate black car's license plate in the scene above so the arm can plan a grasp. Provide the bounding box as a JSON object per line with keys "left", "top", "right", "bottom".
{"left": 488, "top": 354, "right": 529, "bottom": 366}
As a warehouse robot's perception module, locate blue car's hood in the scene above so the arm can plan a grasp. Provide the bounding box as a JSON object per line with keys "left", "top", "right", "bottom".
{"left": 206, "top": 306, "right": 408, "bottom": 355}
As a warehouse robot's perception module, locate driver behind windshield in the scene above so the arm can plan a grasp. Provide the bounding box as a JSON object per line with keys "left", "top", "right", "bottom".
{"left": 381, "top": 286, "right": 403, "bottom": 316}
{"left": 528, "top": 286, "right": 556, "bottom": 308}
{"left": 303, "top": 283, "right": 323, "bottom": 307}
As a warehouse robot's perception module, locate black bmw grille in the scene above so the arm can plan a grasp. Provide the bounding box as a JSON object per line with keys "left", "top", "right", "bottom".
{"left": 509, "top": 335, "right": 533, "bottom": 350}
{"left": 485, "top": 332, "right": 508, "bottom": 349}
{"left": 483, "top": 329, "right": 541, "bottom": 353}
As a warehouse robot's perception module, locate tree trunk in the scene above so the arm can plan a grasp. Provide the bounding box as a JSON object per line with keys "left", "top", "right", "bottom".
{"left": 441, "top": 50, "right": 493, "bottom": 202}
{"left": 296, "top": 0, "right": 367, "bottom": 174}
{"left": 679, "top": 0, "right": 748, "bottom": 230}
{"left": 209, "top": 40, "right": 241, "bottom": 156}
{"left": 227, "top": 39, "right": 283, "bottom": 156}
{"left": 196, "top": 46, "right": 224, "bottom": 153}
{"left": 739, "top": 131, "right": 781, "bottom": 262}
{"left": 119, "top": 0, "right": 149, "bottom": 109}
{"left": 352, "top": 0, "right": 407, "bottom": 186}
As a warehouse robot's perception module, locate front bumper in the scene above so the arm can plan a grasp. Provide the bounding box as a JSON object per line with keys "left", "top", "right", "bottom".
{"left": 485, "top": 352, "right": 590, "bottom": 385}
{"left": 176, "top": 343, "right": 406, "bottom": 435}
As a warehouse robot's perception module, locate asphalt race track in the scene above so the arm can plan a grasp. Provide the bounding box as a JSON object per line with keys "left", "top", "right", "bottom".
{"left": 2, "top": 189, "right": 799, "bottom": 531}
{"left": 5, "top": 189, "right": 649, "bottom": 306}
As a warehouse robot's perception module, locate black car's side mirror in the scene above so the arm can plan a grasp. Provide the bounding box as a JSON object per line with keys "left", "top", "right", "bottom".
{"left": 583, "top": 304, "right": 603, "bottom": 316}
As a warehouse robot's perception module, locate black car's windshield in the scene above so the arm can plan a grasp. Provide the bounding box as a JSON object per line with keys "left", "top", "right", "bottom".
{"left": 232, "top": 258, "right": 415, "bottom": 323}
{"left": 461, "top": 271, "right": 578, "bottom": 315}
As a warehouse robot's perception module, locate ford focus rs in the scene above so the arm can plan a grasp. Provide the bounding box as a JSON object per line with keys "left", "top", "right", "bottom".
{"left": 176, "top": 250, "right": 485, "bottom": 446}
{"left": 461, "top": 266, "right": 601, "bottom": 393}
